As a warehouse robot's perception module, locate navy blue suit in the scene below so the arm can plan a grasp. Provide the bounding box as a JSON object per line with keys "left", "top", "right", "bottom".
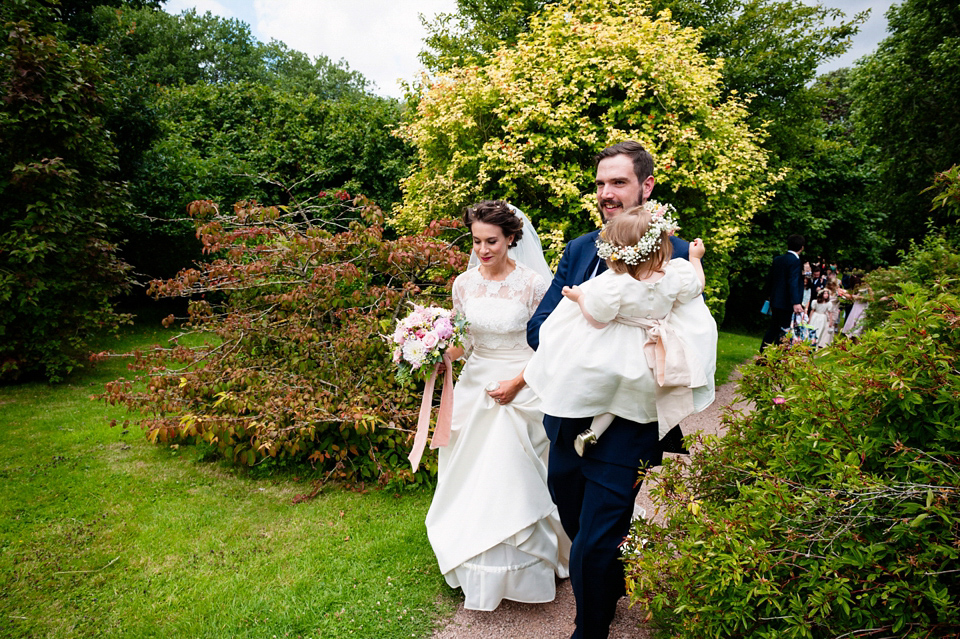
{"left": 526, "top": 231, "right": 689, "bottom": 639}
{"left": 760, "top": 251, "right": 804, "bottom": 350}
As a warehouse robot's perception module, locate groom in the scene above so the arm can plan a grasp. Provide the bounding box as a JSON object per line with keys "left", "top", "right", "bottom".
{"left": 527, "top": 140, "right": 689, "bottom": 639}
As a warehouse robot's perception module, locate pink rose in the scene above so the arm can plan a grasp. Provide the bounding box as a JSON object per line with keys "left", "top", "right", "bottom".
{"left": 421, "top": 332, "right": 440, "bottom": 350}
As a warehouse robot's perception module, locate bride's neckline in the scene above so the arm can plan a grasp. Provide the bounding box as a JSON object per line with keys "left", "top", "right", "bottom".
{"left": 477, "top": 260, "right": 519, "bottom": 282}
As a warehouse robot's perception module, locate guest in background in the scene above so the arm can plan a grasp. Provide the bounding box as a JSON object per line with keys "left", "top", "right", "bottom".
{"left": 760, "top": 234, "right": 805, "bottom": 351}
{"left": 808, "top": 289, "right": 831, "bottom": 348}
{"left": 818, "top": 281, "right": 844, "bottom": 348}
{"left": 809, "top": 266, "right": 826, "bottom": 310}
{"left": 841, "top": 276, "right": 869, "bottom": 340}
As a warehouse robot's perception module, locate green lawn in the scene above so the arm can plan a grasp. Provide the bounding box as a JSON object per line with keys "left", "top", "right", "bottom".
{"left": 715, "top": 328, "right": 761, "bottom": 385}
{"left": 1, "top": 319, "right": 758, "bottom": 638}
{"left": 0, "top": 321, "right": 454, "bottom": 639}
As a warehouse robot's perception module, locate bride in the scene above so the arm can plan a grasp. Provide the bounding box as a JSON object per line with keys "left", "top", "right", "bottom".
{"left": 425, "top": 200, "right": 570, "bottom": 610}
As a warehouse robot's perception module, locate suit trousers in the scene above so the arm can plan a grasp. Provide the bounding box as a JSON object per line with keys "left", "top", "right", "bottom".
{"left": 761, "top": 306, "right": 793, "bottom": 351}
{"left": 545, "top": 415, "right": 659, "bottom": 639}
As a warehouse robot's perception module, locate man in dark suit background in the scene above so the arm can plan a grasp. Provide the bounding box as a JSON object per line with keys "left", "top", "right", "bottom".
{"left": 760, "top": 234, "right": 805, "bottom": 351}
{"left": 526, "top": 141, "right": 689, "bottom": 639}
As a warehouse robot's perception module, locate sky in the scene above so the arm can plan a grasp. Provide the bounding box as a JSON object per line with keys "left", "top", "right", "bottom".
{"left": 163, "top": 0, "right": 899, "bottom": 99}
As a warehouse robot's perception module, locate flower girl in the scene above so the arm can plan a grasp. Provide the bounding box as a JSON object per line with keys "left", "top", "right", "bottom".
{"left": 525, "top": 204, "right": 717, "bottom": 453}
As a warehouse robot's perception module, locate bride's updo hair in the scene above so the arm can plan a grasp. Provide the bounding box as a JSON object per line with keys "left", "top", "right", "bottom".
{"left": 463, "top": 200, "right": 523, "bottom": 248}
{"left": 602, "top": 206, "right": 673, "bottom": 278}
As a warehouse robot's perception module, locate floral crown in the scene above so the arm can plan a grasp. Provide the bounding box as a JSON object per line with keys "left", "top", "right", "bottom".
{"left": 595, "top": 200, "right": 680, "bottom": 266}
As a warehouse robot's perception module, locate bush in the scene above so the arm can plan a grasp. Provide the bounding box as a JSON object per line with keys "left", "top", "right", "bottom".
{"left": 861, "top": 166, "right": 960, "bottom": 330}
{"left": 623, "top": 286, "right": 960, "bottom": 637}
{"left": 98, "top": 194, "right": 468, "bottom": 485}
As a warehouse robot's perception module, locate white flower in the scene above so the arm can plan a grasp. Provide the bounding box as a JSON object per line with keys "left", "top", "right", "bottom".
{"left": 402, "top": 339, "right": 428, "bottom": 368}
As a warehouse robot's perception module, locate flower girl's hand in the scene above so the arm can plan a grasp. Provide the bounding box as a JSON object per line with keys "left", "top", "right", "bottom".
{"left": 562, "top": 285, "right": 583, "bottom": 302}
{"left": 689, "top": 238, "right": 706, "bottom": 259}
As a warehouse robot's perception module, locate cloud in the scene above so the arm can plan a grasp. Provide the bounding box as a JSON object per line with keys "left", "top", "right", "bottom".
{"left": 253, "top": 0, "right": 455, "bottom": 98}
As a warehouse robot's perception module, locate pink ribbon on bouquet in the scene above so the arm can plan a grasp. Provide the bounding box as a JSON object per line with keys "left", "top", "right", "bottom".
{"left": 408, "top": 351, "right": 455, "bottom": 471}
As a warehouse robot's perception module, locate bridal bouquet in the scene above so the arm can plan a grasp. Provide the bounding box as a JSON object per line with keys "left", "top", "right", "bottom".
{"left": 386, "top": 304, "right": 468, "bottom": 383}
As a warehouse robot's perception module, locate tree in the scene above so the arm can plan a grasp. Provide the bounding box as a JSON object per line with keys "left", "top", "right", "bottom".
{"left": 84, "top": 5, "right": 404, "bottom": 281}
{"left": 420, "top": 0, "right": 866, "bottom": 160}
{"left": 398, "top": 0, "right": 778, "bottom": 321}
{"left": 851, "top": 0, "right": 960, "bottom": 252}
{"left": 723, "top": 69, "right": 885, "bottom": 328}
{"left": 416, "top": 0, "right": 878, "bottom": 326}
{"left": 0, "top": 21, "right": 132, "bottom": 381}
{"left": 649, "top": 0, "right": 865, "bottom": 158}
{"left": 642, "top": 2, "right": 880, "bottom": 327}
{"left": 128, "top": 80, "right": 411, "bottom": 279}
{"left": 419, "top": 0, "right": 551, "bottom": 71}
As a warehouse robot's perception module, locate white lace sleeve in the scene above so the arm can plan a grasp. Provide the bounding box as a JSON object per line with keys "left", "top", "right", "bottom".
{"left": 524, "top": 269, "right": 548, "bottom": 316}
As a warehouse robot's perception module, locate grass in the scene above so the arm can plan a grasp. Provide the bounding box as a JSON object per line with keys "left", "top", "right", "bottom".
{"left": 716, "top": 328, "right": 761, "bottom": 385}
{"left": 1, "top": 317, "right": 758, "bottom": 639}
{"left": 0, "top": 319, "right": 455, "bottom": 639}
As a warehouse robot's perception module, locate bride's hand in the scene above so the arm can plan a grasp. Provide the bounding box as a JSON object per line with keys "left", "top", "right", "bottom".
{"left": 488, "top": 376, "right": 524, "bottom": 405}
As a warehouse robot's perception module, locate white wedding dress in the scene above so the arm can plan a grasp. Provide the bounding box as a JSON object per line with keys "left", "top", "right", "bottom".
{"left": 425, "top": 262, "right": 570, "bottom": 611}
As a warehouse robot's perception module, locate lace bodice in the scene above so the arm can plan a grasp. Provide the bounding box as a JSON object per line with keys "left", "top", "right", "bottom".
{"left": 453, "top": 262, "right": 548, "bottom": 352}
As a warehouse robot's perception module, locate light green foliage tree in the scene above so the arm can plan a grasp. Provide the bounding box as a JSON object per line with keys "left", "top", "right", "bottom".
{"left": 398, "top": 0, "right": 778, "bottom": 319}
{"left": 421, "top": 0, "right": 865, "bottom": 159}
{"left": 414, "top": 0, "right": 879, "bottom": 325}
{"left": 851, "top": 0, "right": 960, "bottom": 251}
{"left": 0, "top": 19, "right": 132, "bottom": 380}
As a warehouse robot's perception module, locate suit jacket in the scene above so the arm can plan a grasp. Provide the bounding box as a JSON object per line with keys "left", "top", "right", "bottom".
{"left": 765, "top": 251, "right": 804, "bottom": 310}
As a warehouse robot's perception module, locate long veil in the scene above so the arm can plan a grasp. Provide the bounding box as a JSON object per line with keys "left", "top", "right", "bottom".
{"left": 468, "top": 204, "right": 554, "bottom": 283}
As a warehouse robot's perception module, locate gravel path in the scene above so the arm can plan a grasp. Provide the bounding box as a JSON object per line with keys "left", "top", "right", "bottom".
{"left": 432, "top": 368, "right": 752, "bottom": 639}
